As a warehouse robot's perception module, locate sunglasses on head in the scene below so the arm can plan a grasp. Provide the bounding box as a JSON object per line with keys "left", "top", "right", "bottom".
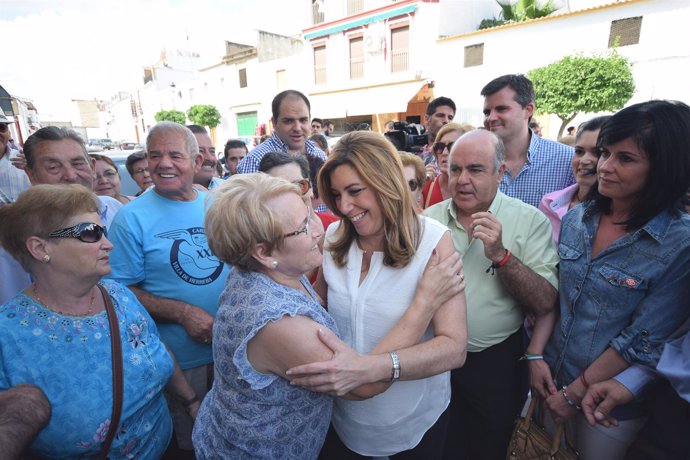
{"left": 47, "top": 222, "right": 107, "bottom": 243}
{"left": 432, "top": 141, "right": 455, "bottom": 155}
{"left": 292, "top": 178, "right": 311, "bottom": 195}
{"left": 408, "top": 179, "right": 420, "bottom": 192}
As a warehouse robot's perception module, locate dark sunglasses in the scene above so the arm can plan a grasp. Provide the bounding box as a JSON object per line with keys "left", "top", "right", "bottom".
{"left": 47, "top": 222, "right": 107, "bottom": 243}
{"left": 432, "top": 141, "right": 455, "bottom": 155}
{"left": 292, "top": 178, "right": 311, "bottom": 195}
{"left": 408, "top": 179, "right": 420, "bottom": 192}
{"left": 0, "top": 124, "right": 8, "bottom": 133}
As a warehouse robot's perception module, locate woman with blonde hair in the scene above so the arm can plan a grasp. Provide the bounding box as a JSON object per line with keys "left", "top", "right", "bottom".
{"left": 288, "top": 131, "right": 468, "bottom": 458}
{"left": 421, "top": 122, "right": 474, "bottom": 209}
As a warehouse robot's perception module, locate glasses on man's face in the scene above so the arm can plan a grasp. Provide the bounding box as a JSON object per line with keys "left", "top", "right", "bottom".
{"left": 408, "top": 179, "right": 420, "bottom": 192}
{"left": 133, "top": 167, "right": 150, "bottom": 176}
{"left": 292, "top": 178, "right": 310, "bottom": 195}
{"left": 0, "top": 124, "right": 8, "bottom": 133}
{"left": 432, "top": 141, "right": 455, "bottom": 156}
{"left": 48, "top": 222, "right": 107, "bottom": 243}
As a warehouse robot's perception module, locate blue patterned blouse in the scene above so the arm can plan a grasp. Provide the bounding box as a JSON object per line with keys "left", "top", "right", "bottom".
{"left": 0, "top": 279, "right": 173, "bottom": 459}
{"left": 192, "top": 270, "right": 337, "bottom": 459}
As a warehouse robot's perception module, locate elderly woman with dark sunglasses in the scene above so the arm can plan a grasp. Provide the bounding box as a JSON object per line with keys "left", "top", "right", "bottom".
{"left": 0, "top": 184, "right": 198, "bottom": 459}
{"left": 421, "top": 123, "right": 474, "bottom": 209}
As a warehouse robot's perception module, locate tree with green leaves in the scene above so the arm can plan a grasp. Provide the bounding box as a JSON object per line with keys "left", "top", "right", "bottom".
{"left": 154, "top": 110, "right": 186, "bottom": 125}
{"left": 187, "top": 105, "right": 222, "bottom": 142}
{"left": 528, "top": 50, "right": 635, "bottom": 137}
{"left": 187, "top": 105, "right": 221, "bottom": 128}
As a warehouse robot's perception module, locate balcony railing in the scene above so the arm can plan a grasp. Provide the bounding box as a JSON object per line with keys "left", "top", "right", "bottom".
{"left": 391, "top": 48, "right": 409, "bottom": 72}
{"left": 314, "top": 65, "right": 327, "bottom": 85}
{"left": 350, "top": 58, "right": 364, "bottom": 79}
{"left": 347, "top": 0, "right": 364, "bottom": 15}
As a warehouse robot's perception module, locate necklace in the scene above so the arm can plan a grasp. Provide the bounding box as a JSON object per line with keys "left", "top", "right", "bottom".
{"left": 32, "top": 284, "right": 96, "bottom": 316}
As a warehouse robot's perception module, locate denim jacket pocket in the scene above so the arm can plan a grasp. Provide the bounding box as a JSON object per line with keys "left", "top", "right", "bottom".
{"left": 593, "top": 264, "right": 648, "bottom": 313}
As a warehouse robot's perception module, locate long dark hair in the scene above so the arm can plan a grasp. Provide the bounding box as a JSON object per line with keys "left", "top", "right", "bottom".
{"left": 592, "top": 100, "right": 690, "bottom": 229}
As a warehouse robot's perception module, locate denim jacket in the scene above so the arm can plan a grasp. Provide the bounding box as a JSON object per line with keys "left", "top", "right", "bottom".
{"left": 545, "top": 202, "right": 690, "bottom": 399}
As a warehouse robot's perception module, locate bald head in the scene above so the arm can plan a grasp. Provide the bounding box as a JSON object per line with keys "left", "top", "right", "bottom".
{"left": 447, "top": 130, "right": 506, "bottom": 216}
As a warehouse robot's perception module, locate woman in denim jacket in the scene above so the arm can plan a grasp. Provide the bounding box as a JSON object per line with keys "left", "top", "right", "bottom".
{"left": 542, "top": 100, "right": 690, "bottom": 460}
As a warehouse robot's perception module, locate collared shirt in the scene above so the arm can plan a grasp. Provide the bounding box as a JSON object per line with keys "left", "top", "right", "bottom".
{"left": 538, "top": 183, "right": 580, "bottom": 243}
{"left": 0, "top": 148, "right": 31, "bottom": 204}
{"left": 545, "top": 202, "right": 690, "bottom": 392}
{"left": 500, "top": 133, "right": 575, "bottom": 208}
{"left": 236, "top": 133, "right": 327, "bottom": 174}
{"left": 424, "top": 193, "right": 558, "bottom": 352}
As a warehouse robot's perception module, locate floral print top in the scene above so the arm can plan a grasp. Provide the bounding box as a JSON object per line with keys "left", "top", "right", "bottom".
{"left": 0, "top": 279, "right": 174, "bottom": 459}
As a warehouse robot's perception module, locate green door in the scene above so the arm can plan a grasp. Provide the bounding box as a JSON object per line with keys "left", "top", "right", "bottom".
{"left": 236, "top": 111, "right": 258, "bottom": 136}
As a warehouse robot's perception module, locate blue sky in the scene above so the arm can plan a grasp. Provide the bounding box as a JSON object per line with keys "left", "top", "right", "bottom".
{"left": 1, "top": 0, "right": 305, "bottom": 118}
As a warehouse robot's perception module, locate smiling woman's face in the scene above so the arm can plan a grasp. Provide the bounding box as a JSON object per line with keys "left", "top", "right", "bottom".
{"left": 572, "top": 129, "right": 600, "bottom": 191}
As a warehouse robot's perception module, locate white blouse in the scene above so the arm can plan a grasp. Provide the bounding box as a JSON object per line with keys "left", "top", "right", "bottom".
{"left": 323, "top": 215, "right": 450, "bottom": 456}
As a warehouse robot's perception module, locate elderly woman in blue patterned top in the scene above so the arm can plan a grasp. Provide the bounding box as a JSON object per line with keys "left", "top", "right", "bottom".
{"left": 192, "top": 173, "right": 462, "bottom": 459}
{"left": 0, "top": 184, "right": 198, "bottom": 459}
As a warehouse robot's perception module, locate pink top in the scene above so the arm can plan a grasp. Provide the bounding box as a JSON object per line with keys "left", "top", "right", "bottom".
{"left": 538, "top": 183, "right": 579, "bottom": 244}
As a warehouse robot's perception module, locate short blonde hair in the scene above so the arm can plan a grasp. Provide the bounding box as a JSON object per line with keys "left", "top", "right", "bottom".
{"left": 0, "top": 184, "right": 99, "bottom": 271}
{"left": 318, "top": 131, "right": 420, "bottom": 268}
{"left": 205, "top": 173, "right": 302, "bottom": 271}
{"left": 398, "top": 151, "right": 426, "bottom": 189}
{"left": 434, "top": 122, "right": 475, "bottom": 161}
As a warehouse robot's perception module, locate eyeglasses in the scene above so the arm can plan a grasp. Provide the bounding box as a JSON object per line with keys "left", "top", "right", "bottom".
{"left": 408, "top": 179, "right": 420, "bottom": 192}
{"left": 0, "top": 124, "right": 8, "bottom": 133}
{"left": 432, "top": 141, "right": 455, "bottom": 155}
{"left": 283, "top": 208, "right": 313, "bottom": 238}
{"left": 48, "top": 222, "right": 107, "bottom": 243}
{"left": 133, "top": 167, "right": 150, "bottom": 175}
{"left": 95, "top": 170, "right": 118, "bottom": 180}
{"left": 292, "top": 178, "right": 311, "bottom": 195}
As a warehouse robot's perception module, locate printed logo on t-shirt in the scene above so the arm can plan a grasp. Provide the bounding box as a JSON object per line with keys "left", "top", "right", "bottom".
{"left": 156, "top": 227, "right": 224, "bottom": 285}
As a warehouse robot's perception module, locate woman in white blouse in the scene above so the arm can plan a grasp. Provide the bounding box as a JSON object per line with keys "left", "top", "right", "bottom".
{"left": 287, "top": 131, "right": 467, "bottom": 459}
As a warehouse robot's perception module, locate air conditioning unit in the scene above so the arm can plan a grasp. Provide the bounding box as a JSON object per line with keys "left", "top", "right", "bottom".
{"left": 365, "top": 30, "right": 385, "bottom": 53}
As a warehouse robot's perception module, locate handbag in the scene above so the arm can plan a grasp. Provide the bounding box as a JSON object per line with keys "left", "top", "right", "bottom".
{"left": 97, "top": 284, "right": 124, "bottom": 460}
{"left": 506, "top": 396, "right": 578, "bottom": 460}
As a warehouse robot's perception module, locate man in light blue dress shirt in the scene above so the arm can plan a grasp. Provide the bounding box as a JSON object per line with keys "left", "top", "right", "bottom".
{"left": 582, "top": 316, "right": 690, "bottom": 459}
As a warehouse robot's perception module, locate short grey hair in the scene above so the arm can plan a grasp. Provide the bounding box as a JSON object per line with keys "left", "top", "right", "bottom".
{"left": 146, "top": 122, "right": 199, "bottom": 159}
{"left": 492, "top": 133, "right": 506, "bottom": 173}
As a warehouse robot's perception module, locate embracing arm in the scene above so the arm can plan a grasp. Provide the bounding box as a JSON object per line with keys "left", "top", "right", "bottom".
{"left": 287, "top": 233, "right": 467, "bottom": 397}
{"left": 370, "top": 233, "right": 466, "bottom": 355}
{"left": 249, "top": 315, "right": 390, "bottom": 399}
{"left": 128, "top": 286, "right": 213, "bottom": 343}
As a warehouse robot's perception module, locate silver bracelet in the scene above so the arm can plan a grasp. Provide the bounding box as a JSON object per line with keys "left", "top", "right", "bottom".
{"left": 390, "top": 351, "right": 400, "bottom": 382}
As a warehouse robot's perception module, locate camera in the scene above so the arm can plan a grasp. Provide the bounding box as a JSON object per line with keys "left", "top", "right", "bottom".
{"left": 384, "top": 122, "right": 427, "bottom": 153}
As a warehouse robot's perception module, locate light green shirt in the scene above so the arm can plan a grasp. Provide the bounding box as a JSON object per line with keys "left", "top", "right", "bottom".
{"left": 424, "top": 192, "right": 558, "bottom": 352}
